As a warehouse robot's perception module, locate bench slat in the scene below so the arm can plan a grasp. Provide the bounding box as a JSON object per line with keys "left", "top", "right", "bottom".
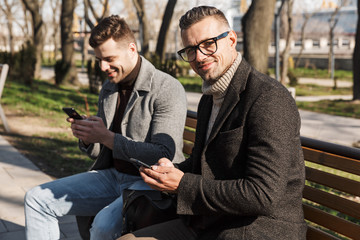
{"left": 182, "top": 142, "right": 194, "bottom": 156}
{"left": 183, "top": 129, "right": 195, "bottom": 143}
{"left": 303, "top": 147, "right": 360, "bottom": 176}
{"left": 303, "top": 204, "right": 360, "bottom": 239}
{"left": 303, "top": 185, "right": 360, "bottom": 220}
{"left": 306, "top": 225, "right": 340, "bottom": 240}
{"left": 185, "top": 117, "right": 197, "bottom": 129}
{"left": 305, "top": 167, "right": 360, "bottom": 197}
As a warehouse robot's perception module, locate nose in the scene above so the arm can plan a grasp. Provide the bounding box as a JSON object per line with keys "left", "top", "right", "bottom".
{"left": 99, "top": 60, "right": 110, "bottom": 72}
{"left": 194, "top": 48, "right": 207, "bottom": 62}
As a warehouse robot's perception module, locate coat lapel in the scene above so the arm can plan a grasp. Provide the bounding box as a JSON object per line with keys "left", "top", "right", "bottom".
{"left": 205, "top": 59, "right": 252, "bottom": 145}
{"left": 102, "top": 83, "right": 118, "bottom": 129}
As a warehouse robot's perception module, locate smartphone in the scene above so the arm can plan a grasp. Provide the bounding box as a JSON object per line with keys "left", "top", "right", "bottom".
{"left": 129, "top": 158, "right": 151, "bottom": 169}
{"left": 62, "top": 107, "right": 83, "bottom": 120}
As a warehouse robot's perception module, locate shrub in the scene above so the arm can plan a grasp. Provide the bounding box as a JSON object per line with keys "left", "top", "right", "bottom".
{"left": 0, "top": 41, "right": 36, "bottom": 86}
{"left": 287, "top": 69, "right": 298, "bottom": 87}
{"left": 87, "top": 59, "right": 106, "bottom": 94}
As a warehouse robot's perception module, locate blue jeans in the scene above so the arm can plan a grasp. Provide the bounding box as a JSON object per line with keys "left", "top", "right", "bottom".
{"left": 24, "top": 168, "right": 152, "bottom": 240}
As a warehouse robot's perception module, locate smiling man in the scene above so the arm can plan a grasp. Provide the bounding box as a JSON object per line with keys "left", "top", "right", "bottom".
{"left": 118, "top": 6, "right": 306, "bottom": 240}
{"left": 24, "top": 15, "right": 187, "bottom": 240}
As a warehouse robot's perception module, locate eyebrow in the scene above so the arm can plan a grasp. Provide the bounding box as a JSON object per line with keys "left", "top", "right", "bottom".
{"left": 95, "top": 56, "right": 115, "bottom": 61}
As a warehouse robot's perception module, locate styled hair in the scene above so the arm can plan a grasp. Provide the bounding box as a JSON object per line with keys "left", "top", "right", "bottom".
{"left": 179, "top": 6, "right": 230, "bottom": 30}
{"left": 89, "top": 15, "right": 136, "bottom": 48}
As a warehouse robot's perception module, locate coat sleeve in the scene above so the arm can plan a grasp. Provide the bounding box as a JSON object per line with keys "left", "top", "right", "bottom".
{"left": 176, "top": 86, "right": 304, "bottom": 217}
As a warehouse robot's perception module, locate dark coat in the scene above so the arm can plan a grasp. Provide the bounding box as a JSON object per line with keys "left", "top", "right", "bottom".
{"left": 176, "top": 59, "right": 307, "bottom": 240}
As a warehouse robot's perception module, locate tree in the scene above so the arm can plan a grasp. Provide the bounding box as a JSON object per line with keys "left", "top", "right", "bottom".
{"left": 155, "top": 0, "right": 177, "bottom": 62}
{"left": 353, "top": 0, "right": 360, "bottom": 100}
{"left": 55, "top": 0, "right": 77, "bottom": 85}
{"left": 242, "top": 0, "right": 276, "bottom": 74}
{"left": 294, "top": 11, "right": 315, "bottom": 68}
{"left": 21, "top": 0, "right": 45, "bottom": 79}
{"left": 133, "top": 0, "right": 150, "bottom": 58}
{"left": 0, "top": 0, "right": 16, "bottom": 55}
{"left": 83, "top": 0, "right": 109, "bottom": 29}
{"left": 49, "top": 0, "right": 61, "bottom": 61}
{"left": 280, "top": 0, "right": 294, "bottom": 85}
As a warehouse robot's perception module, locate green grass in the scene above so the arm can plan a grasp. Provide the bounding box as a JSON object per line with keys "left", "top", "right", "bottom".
{"left": 296, "top": 100, "right": 360, "bottom": 119}
{"left": 295, "top": 84, "right": 352, "bottom": 96}
{"left": 268, "top": 67, "right": 353, "bottom": 81}
{"left": 1, "top": 78, "right": 99, "bottom": 178}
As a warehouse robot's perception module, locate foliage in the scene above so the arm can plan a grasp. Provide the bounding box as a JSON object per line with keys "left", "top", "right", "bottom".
{"left": 287, "top": 69, "right": 298, "bottom": 86}
{"left": 147, "top": 54, "right": 178, "bottom": 77}
{"left": 0, "top": 78, "right": 98, "bottom": 178}
{"left": 177, "top": 76, "right": 202, "bottom": 93}
{"left": 0, "top": 41, "right": 36, "bottom": 86}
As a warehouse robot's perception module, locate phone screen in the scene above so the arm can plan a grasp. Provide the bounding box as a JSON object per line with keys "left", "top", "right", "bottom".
{"left": 62, "top": 107, "right": 83, "bottom": 120}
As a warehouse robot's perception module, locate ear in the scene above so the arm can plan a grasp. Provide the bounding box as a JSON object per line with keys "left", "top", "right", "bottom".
{"left": 128, "top": 42, "right": 138, "bottom": 55}
{"left": 228, "top": 30, "right": 237, "bottom": 48}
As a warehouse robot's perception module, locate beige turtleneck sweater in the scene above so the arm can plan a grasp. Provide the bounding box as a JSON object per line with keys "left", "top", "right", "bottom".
{"left": 202, "top": 52, "right": 242, "bottom": 141}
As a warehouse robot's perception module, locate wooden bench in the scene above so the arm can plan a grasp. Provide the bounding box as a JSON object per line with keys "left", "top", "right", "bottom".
{"left": 183, "top": 110, "right": 360, "bottom": 240}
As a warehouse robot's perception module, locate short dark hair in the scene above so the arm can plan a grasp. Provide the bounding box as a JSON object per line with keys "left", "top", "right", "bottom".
{"left": 179, "top": 6, "right": 230, "bottom": 31}
{"left": 89, "top": 15, "right": 136, "bottom": 48}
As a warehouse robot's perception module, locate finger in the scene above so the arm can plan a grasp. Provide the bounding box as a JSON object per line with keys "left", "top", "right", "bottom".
{"left": 157, "top": 158, "right": 174, "bottom": 167}
{"left": 87, "top": 115, "right": 101, "bottom": 121}
{"left": 151, "top": 165, "right": 173, "bottom": 174}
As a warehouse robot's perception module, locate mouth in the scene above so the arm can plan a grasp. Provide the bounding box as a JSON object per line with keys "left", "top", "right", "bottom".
{"left": 197, "top": 61, "right": 214, "bottom": 72}
{"left": 107, "top": 71, "right": 116, "bottom": 78}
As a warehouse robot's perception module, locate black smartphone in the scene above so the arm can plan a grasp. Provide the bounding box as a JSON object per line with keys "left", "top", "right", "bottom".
{"left": 62, "top": 107, "right": 83, "bottom": 120}
{"left": 129, "top": 158, "right": 151, "bottom": 169}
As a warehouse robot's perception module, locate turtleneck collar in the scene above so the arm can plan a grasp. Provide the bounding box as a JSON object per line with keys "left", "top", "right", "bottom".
{"left": 118, "top": 55, "right": 141, "bottom": 89}
{"left": 202, "top": 52, "right": 242, "bottom": 99}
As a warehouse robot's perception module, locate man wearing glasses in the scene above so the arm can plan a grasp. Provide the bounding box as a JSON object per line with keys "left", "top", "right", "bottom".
{"left": 119, "top": 6, "right": 306, "bottom": 240}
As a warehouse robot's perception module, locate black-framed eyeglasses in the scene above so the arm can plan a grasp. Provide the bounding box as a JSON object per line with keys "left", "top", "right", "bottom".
{"left": 177, "top": 31, "right": 230, "bottom": 62}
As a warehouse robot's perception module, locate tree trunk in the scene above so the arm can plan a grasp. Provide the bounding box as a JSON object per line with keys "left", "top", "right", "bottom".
{"left": 280, "top": 0, "right": 294, "bottom": 85}
{"left": 353, "top": 0, "right": 360, "bottom": 100}
{"left": 155, "top": 0, "right": 177, "bottom": 62}
{"left": 57, "top": 0, "right": 78, "bottom": 85}
{"left": 133, "top": 0, "right": 150, "bottom": 58}
{"left": 21, "top": 0, "right": 44, "bottom": 79}
{"left": 242, "top": 0, "right": 276, "bottom": 74}
{"left": 294, "top": 13, "right": 314, "bottom": 68}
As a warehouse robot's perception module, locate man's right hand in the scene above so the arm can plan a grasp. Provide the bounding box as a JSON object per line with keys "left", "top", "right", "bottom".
{"left": 68, "top": 116, "right": 115, "bottom": 150}
{"left": 139, "top": 158, "right": 184, "bottom": 194}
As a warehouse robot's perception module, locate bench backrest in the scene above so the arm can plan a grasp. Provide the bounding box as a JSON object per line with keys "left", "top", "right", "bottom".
{"left": 183, "top": 111, "right": 360, "bottom": 240}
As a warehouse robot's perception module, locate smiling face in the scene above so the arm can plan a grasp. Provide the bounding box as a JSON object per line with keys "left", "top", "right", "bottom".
{"left": 94, "top": 38, "right": 138, "bottom": 84}
{"left": 181, "top": 16, "right": 238, "bottom": 84}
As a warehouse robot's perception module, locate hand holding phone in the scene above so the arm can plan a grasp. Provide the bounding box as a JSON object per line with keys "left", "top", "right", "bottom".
{"left": 129, "top": 158, "right": 151, "bottom": 169}
{"left": 62, "top": 107, "right": 83, "bottom": 120}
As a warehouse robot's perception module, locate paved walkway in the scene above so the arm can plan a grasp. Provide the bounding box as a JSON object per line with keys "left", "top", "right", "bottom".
{"left": 0, "top": 69, "right": 359, "bottom": 239}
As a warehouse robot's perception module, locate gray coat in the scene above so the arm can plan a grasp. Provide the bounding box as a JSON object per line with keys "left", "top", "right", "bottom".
{"left": 82, "top": 56, "right": 187, "bottom": 168}
{"left": 77, "top": 56, "right": 187, "bottom": 239}
{"left": 177, "top": 59, "right": 307, "bottom": 240}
